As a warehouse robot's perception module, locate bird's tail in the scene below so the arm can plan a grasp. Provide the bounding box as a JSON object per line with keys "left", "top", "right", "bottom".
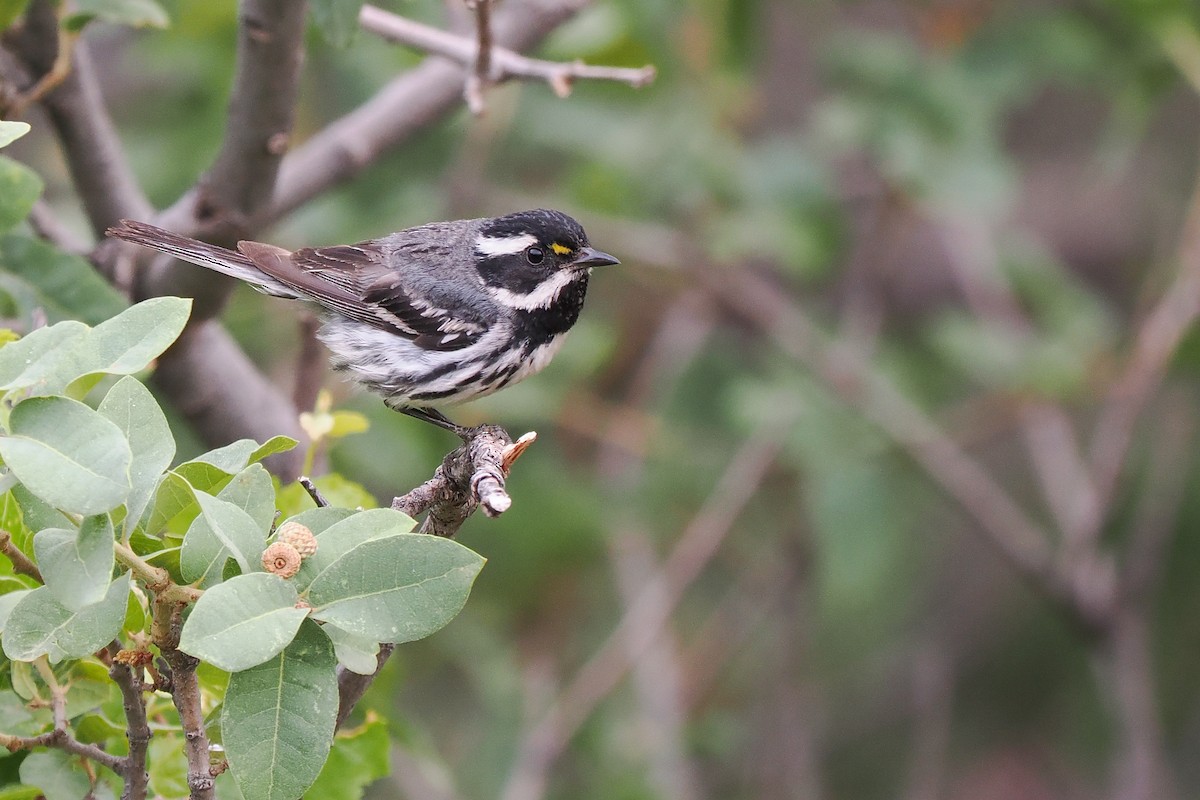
{"left": 105, "top": 219, "right": 295, "bottom": 298}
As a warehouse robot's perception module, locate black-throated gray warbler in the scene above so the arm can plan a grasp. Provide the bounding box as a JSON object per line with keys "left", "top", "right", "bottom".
{"left": 107, "top": 209, "right": 618, "bottom": 435}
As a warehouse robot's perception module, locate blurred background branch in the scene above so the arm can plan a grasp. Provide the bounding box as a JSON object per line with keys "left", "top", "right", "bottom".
{"left": 6, "top": 0, "right": 1200, "bottom": 798}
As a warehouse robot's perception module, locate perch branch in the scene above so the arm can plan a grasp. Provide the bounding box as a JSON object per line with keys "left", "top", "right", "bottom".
{"left": 393, "top": 426, "right": 537, "bottom": 536}
{"left": 359, "top": 4, "right": 654, "bottom": 111}
{"left": 0, "top": 529, "right": 42, "bottom": 582}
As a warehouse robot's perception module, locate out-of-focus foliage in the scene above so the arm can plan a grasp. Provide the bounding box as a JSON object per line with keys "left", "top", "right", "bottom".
{"left": 5, "top": 0, "right": 1200, "bottom": 797}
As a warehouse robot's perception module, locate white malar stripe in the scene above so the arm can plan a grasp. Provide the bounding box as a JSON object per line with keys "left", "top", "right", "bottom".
{"left": 486, "top": 269, "right": 581, "bottom": 311}
{"left": 475, "top": 233, "right": 537, "bottom": 257}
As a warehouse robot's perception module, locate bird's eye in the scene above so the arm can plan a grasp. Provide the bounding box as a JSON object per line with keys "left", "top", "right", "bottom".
{"left": 525, "top": 246, "right": 545, "bottom": 265}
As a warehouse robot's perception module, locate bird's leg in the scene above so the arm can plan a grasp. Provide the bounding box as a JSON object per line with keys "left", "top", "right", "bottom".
{"left": 399, "top": 406, "right": 474, "bottom": 440}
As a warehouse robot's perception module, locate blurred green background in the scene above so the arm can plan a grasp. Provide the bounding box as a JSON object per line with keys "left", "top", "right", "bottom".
{"left": 22, "top": 0, "right": 1200, "bottom": 797}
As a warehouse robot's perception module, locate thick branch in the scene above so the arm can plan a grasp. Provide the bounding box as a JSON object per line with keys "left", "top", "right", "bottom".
{"left": 393, "top": 426, "right": 536, "bottom": 536}
{"left": 360, "top": 3, "right": 654, "bottom": 114}
{"left": 143, "top": 0, "right": 308, "bottom": 318}
{"left": 150, "top": 321, "right": 306, "bottom": 479}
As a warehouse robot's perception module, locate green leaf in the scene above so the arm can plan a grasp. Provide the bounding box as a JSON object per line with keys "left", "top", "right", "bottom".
{"left": 0, "top": 234, "right": 126, "bottom": 324}
{"left": 223, "top": 619, "right": 338, "bottom": 800}
{"left": 251, "top": 435, "right": 298, "bottom": 463}
{"left": 309, "top": 0, "right": 363, "bottom": 47}
{"left": 294, "top": 508, "right": 414, "bottom": 592}
{"left": 308, "top": 713, "right": 390, "bottom": 800}
{"left": 0, "top": 687, "right": 51, "bottom": 736}
{"left": 33, "top": 515, "right": 114, "bottom": 611}
{"left": 184, "top": 434, "right": 297, "bottom": 478}
{"left": 177, "top": 573, "right": 307, "bottom": 672}
{"left": 0, "top": 120, "right": 30, "bottom": 148}
{"left": 328, "top": 409, "right": 370, "bottom": 438}
{"left": 0, "top": 156, "right": 42, "bottom": 232}
{"left": 64, "top": 659, "right": 115, "bottom": 718}
{"left": 0, "top": 320, "right": 90, "bottom": 391}
{"left": 323, "top": 623, "right": 379, "bottom": 676}
{"left": 2, "top": 573, "right": 130, "bottom": 662}
{"left": 307, "top": 534, "right": 484, "bottom": 644}
{"left": 138, "top": 471, "right": 197, "bottom": 539}
{"left": 86, "top": 296, "right": 190, "bottom": 374}
{"left": 193, "top": 490, "right": 267, "bottom": 574}
{"left": 181, "top": 465, "right": 273, "bottom": 584}
{"left": 18, "top": 750, "right": 91, "bottom": 800}
{"left": 99, "top": 376, "right": 175, "bottom": 536}
{"left": 0, "top": 396, "right": 132, "bottom": 515}
{"left": 148, "top": 733, "right": 190, "bottom": 798}
{"left": 0, "top": 588, "right": 31, "bottom": 633}
{"left": 65, "top": 0, "right": 168, "bottom": 30}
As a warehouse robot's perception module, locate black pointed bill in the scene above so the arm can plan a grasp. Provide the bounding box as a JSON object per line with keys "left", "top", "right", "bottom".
{"left": 572, "top": 247, "right": 620, "bottom": 268}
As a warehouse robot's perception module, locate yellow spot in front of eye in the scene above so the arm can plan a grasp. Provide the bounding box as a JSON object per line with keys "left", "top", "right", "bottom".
{"left": 551, "top": 243, "right": 572, "bottom": 257}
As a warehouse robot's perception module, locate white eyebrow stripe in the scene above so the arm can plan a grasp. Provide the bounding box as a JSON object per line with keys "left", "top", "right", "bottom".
{"left": 475, "top": 233, "right": 537, "bottom": 257}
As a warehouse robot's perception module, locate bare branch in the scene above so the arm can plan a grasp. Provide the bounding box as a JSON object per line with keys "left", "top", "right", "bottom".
{"left": 359, "top": 4, "right": 654, "bottom": 111}
{"left": 108, "top": 646, "right": 151, "bottom": 800}
{"left": 393, "top": 426, "right": 537, "bottom": 536}
{"left": 463, "top": 0, "right": 493, "bottom": 114}
{"left": 143, "top": 0, "right": 308, "bottom": 316}
{"left": 267, "top": 0, "right": 615, "bottom": 223}
{"left": 501, "top": 429, "right": 783, "bottom": 800}
{"left": 716, "top": 270, "right": 1078, "bottom": 611}
{"left": 1085, "top": 158, "right": 1200, "bottom": 545}
{"left": 150, "top": 595, "right": 214, "bottom": 800}
{"left": 0, "top": 659, "right": 125, "bottom": 775}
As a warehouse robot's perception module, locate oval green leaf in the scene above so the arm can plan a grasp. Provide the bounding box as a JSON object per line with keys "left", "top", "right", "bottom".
{"left": 0, "top": 396, "right": 132, "bottom": 515}
{"left": 33, "top": 515, "right": 114, "bottom": 611}
{"left": 99, "top": 376, "right": 175, "bottom": 536}
{"left": 0, "top": 155, "right": 42, "bottom": 232}
{"left": 307, "top": 534, "right": 484, "bottom": 644}
{"left": 223, "top": 619, "right": 337, "bottom": 800}
{"left": 1, "top": 573, "right": 130, "bottom": 662}
{"left": 177, "top": 573, "right": 307, "bottom": 672}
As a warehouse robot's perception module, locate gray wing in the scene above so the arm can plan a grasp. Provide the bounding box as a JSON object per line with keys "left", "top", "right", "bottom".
{"left": 238, "top": 236, "right": 491, "bottom": 351}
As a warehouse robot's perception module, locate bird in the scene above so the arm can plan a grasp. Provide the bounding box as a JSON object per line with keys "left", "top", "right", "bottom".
{"left": 106, "top": 209, "right": 619, "bottom": 437}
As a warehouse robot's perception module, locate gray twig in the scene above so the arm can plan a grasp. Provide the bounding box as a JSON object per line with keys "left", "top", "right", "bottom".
{"left": 0, "top": 659, "right": 125, "bottom": 776}
{"left": 463, "top": 0, "right": 493, "bottom": 114}
{"left": 360, "top": 4, "right": 654, "bottom": 110}
{"left": 107, "top": 644, "right": 151, "bottom": 800}
{"left": 266, "top": 0, "right": 621, "bottom": 223}
{"left": 0, "top": 529, "right": 41, "bottom": 583}
{"left": 393, "top": 426, "right": 536, "bottom": 537}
